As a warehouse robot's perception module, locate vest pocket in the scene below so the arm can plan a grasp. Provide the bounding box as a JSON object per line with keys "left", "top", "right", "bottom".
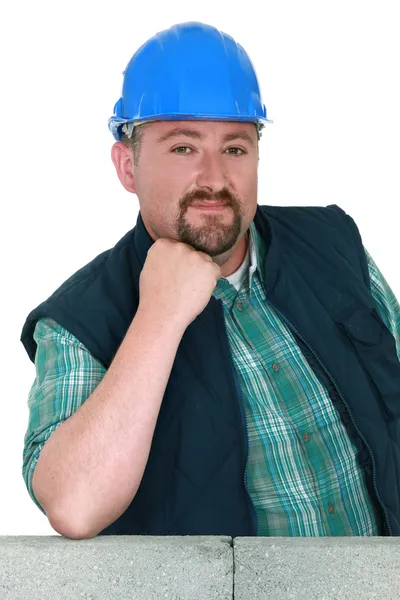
{"left": 334, "top": 306, "right": 400, "bottom": 420}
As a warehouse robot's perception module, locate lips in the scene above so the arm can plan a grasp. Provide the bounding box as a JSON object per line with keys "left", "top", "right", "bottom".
{"left": 190, "top": 202, "right": 228, "bottom": 207}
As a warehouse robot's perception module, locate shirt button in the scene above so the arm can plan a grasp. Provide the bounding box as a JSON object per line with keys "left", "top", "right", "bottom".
{"left": 272, "top": 363, "right": 280, "bottom": 372}
{"left": 303, "top": 433, "right": 311, "bottom": 442}
{"left": 236, "top": 302, "right": 243, "bottom": 311}
{"left": 328, "top": 504, "right": 335, "bottom": 514}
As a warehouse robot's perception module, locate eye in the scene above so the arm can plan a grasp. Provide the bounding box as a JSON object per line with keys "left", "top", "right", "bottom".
{"left": 172, "top": 146, "right": 192, "bottom": 154}
{"left": 171, "top": 146, "right": 247, "bottom": 156}
{"left": 225, "top": 147, "right": 246, "bottom": 156}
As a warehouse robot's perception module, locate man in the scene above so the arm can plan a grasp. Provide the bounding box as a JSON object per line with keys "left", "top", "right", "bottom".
{"left": 21, "top": 22, "right": 400, "bottom": 540}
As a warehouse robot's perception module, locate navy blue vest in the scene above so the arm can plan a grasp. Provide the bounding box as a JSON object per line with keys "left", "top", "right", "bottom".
{"left": 21, "top": 204, "right": 400, "bottom": 535}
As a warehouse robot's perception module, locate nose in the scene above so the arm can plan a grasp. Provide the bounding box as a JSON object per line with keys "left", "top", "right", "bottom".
{"left": 195, "top": 151, "right": 227, "bottom": 193}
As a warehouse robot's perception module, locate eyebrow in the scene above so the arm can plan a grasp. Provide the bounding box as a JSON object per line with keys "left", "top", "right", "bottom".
{"left": 156, "top": 127, "right": 255, "bottom": 147}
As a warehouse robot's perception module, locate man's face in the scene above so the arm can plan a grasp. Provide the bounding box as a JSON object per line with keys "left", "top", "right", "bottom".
{"left": 115, "top": 119, "right": 259, "bottom": 264}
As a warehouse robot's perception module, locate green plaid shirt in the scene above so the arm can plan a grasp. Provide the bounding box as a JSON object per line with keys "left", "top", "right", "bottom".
{"left": 23, "top": 220, "right": 400, "bottom": 535}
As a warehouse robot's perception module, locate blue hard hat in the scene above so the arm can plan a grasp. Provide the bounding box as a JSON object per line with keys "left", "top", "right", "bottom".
{"left": 108, "top": 22, "right": 270, "bottom": 141}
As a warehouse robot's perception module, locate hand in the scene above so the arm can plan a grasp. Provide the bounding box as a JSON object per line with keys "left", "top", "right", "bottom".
{"left": 138, "top": 238, "right": 222, "bottom": 328}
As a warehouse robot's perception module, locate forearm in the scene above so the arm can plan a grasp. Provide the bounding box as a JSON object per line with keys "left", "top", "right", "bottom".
{"left": 32, "top": 306, "right": 186, "bottom": 539}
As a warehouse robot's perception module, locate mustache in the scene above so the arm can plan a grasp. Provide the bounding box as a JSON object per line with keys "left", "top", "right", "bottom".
{"left": 184, "top": 188, "right": 235, "bottom": 206}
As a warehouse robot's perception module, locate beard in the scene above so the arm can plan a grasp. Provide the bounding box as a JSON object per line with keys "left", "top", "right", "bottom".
{"left": 177, "top": 187, "right": 243, "bottom": 257}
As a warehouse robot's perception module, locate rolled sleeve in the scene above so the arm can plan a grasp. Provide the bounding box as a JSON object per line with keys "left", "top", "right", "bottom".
{"left": 365, "top": 247, "right": 400, "bottom": 361}
{"left": 22, "top": 317, "right": 106, "bottom": 513}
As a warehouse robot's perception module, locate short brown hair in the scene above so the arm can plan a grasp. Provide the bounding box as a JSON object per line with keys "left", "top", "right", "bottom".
{"left": 122, "top": 123, "right": 148, "bottom": 167}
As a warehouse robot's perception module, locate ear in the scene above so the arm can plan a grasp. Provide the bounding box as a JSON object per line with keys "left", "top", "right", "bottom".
{"left": 111, "top": 142, "right": 137, "bottom": 193}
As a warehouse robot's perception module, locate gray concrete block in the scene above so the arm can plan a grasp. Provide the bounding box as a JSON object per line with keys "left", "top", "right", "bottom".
{"left": 0, "top": 536, "right": 233, "bottom": 600}
{"left": 234, "top": 537, "right": 400, "bottom": 599}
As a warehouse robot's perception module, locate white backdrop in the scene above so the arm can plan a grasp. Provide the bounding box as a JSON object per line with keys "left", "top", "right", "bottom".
{"left": 1, "top": 0, "right": 399, "bottom": 535}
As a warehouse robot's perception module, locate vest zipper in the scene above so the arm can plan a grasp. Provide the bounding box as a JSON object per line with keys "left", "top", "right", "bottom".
{"left": 220, "top": 310, "right": 259, "bottom": 536}
{"left": 268, "top": 300, "right": 392, "bottom": 536}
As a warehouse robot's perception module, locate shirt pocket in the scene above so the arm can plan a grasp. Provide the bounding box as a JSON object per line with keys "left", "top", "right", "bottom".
{"left": 334, "top": 305, "right": 400, "bottom": 420}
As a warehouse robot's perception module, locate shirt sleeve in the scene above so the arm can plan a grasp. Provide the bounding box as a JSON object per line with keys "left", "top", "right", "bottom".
{"left": 22, "top": 317, "right": 106, "bottom": 513}
{"left": 365, "top": 247, "right": 400, "bottom": 362}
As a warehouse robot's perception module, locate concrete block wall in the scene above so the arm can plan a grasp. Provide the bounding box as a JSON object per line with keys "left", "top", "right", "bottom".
{"left": 1, "top": 536, "right": 399, "bottom": 599}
